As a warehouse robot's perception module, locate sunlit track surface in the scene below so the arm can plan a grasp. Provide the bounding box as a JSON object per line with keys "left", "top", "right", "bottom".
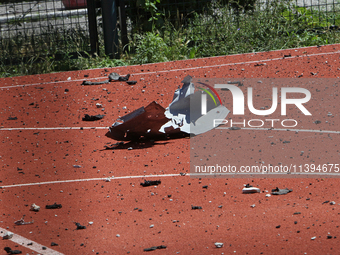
{"left": 1, "top": 44, "right": 340, "bottom": 254}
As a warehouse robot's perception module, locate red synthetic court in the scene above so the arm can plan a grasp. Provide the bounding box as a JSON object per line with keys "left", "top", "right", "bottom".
{"left": 1, "top": 44, "right": 340, "bottom": 254}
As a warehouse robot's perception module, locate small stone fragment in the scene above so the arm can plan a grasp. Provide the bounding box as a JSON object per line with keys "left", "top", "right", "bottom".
{"left": 3, "top": 232, "right": 13, "bottom": 240}
{"left": 45, "top": 203, "right": 62, "bottom": 209}
{"left": 30, "top": 203, "right": 40, "bottom": 212}
{"left": 82, "top": 114, "right": 105, "bottom": 121}
{"left": 191, "top": 206, "right": 202, "bottom": 210}
{"left": 271, "top": 187, "right": 293, "bottom": 195}
{"left": 75, "top": 222, "right": 86, "bottom": 230}
{"left": 242, "top": 184, "right": 260, "bottom": 194}
{"left": 143, "top": 245, "right": 167, "bottom": 251}
{"left": 51, "top": 242, "right": 58, "bottom": 246}
{"left": 140, "top": 180, "right": 161, "bottom": 187}
{"left": 214, "top": 242, "right": 223, "bottom": 248}
{"left": 126, "top": 81, "right": 137, "bottom": 85}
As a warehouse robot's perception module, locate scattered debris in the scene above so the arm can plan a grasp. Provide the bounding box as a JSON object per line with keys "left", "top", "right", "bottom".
{"left": 179, "top": 172, "right": 186, "bottom": 176}
{"left": 191, "top": 206, "right": 202, "bottom": 210}
{"left": 250, "top": 204, "right": 256, "bottom": 208}
{"left": 143, "top": 245, "right": 167, "bottom": 252}
{"left": 242, "top": 184, "right": 260, "bottom": 194}
{"left": 82, "top": 114, "right": 105, "bottom": 121}
{"left": 276, "top": 225, "right": 281, "bottom": 228}
{"left": 108, "top": 72, "right": 120, "bottom": 81}
{"left": 314, "top": 120, "right": 321, "bottom": 124}
{"left": 265, "top": 194, "right": 271, "bottom": 197}
{"left": 126, "top": 81, "right": 137, "bottom": 85}
{"left": 75, "top": 222, "right": 86, "bottom": 230}
{"left": 14, "top": 217, "right": 34, "bottom": 225}
{"left": 116, "top": 73, "right": 130, "bottom": 82}
{"left": 45, "top": 203, "right": 62, "bottom": 209}
{"left": 140, "top": 180, "right": 161, "bottom": 187}
{"left": 30, "top": 203, "right": 40, "bottom": 212}
{"left": 73, "top": 165, "right": 82, "bottom": 168}
{"left": 82, "top": 80, "right": 109, "bottom": 85}
{"left": 327, "top": 235, "right": 333, "bottom": 239}
{"left": 230, "top": 126, "right": 241, "bottom": 130}
{"left": 4, "top": 247, "right": 22, "bottom": 254}
{"left": 51, "top": 242, "right": 59, "bottom": 246}
{"left": 7, "top": 117, "right": 18, "bottom": 120}
{"left": 214, "top": 242, "right": 223, "bottom": 248}
{"left": 330, "top": 201, "right": 336, "bottom": 205}
{"left": 202, "top": 185, "right": 208, "bottom": 189}
{"left": 271, "top": 187, "right": 293, "bottom": 195}
{"left": 96, "top": 103, "right": 103, "bottom": 108}
{"left": 322, "top": 200, "right": 330, "bottom": 204}
{"left": 3, "top": 231, "right": 13, "bottom": 240}
{"left": 82, "top": 72, "right": 132, "bottom": 85}
{"left": 311, "top": 236, "right": 316, "bottom": 240}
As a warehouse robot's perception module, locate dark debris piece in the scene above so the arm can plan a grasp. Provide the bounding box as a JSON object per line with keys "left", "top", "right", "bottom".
{"left": 118, "top": 74, "right": 130, "bottom": 81}
{"left": 144, "top": 245, "right": 167, "bottom": 252}
{"left": 271, "top": 187, "right": 293, "bottom": 195}
{"left": 140, "top": 180, "right": 161, "bottom": 187}
{"left": 51, "top": 242, "right": 58, "bottom": 246}
{"left": 4, "top": 247, "right": 22, "bottom": 254}
{"left": 82, "top": 80, "right": 109, "bottom": 86}
{"left": 191, "top": 206, "right": 202, "bottom": 210}
{"left": 108, "top": 72, "right": 120, "bottom": 81}
{"left": 126, "top": 80, "right": 137, "bottom": 85}
{"left": 82, "top": 114, "right": 105, "bottom": 121}
{"left": 45, "top": 203, "right": 62, "bottom": 209}
{"left": 7, "top": 117, "right": 18, "bottom": 120}
{"left": 75, "top": 222, "right": 86, "bottom": 230}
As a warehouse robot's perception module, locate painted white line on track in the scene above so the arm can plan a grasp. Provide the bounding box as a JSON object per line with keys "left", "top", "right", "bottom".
{"left": 1, "top": 126, "right": 339, "bottom": 134}
{"left": 0, "top": 173, "right": 186, "bottom": 189}
{"left": 0, "top": 126, "right": 109, "bottom": 131}
{"left": 0, "top": 50, "right": 339, "bottom": 90}
{"left": 0, "top": 227, "right": 64, "bottom": 255}
{"left": 218, "top": 127, "right": 340, "bottom": 134}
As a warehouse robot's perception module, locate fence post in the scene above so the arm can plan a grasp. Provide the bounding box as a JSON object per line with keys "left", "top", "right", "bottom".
{"left": 101, "top": 0, "right": 119, "bottom": 58}
{"left": 87, "top": 0, "right": 99, "bottom": 56}
{"left": 118, "top": 0, "right": 129, "bottom": 52}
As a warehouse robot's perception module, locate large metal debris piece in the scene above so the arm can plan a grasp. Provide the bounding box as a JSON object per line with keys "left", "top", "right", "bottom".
{"left": 106, "top": 75, "right": 229, "bottom": 141}
{"left": 106, "top": 101, "right": 187, "bottom": 141}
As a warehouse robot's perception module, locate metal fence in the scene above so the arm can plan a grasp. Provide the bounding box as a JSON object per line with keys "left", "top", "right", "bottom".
{"left": 1, "top": 0, "right": 340, "bottom": 65}
{"left": 0, "top": 0, "right": 100, "bottom": 64}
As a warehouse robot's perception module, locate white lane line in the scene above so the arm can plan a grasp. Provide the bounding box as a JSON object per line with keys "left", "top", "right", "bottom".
{"left": 0, "top": 173, "right": 186, "bottom": 189}
{"left": 0, "top": 49, "right": 339, "bottom": 90}
{"left": 0, "top": 227, "right": 64, "bottom": 255}
{"left": 217, "top": 127, "right": 340, "bottom": 134}
{"left": 0, "top": 127, "right": 109, "bottom": 131}
{"left": 1, "top": 126, "right": 339, "bottom": 134}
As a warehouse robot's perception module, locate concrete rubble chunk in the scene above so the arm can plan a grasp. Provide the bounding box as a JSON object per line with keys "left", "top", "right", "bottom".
{"left": 30, "top": 203, "right": 40, "bottom": 212}
{"left": 3, "top": 232, "right": 13, "bottom": 240}
{"left": 271, "top": 187, "right": 293, "bottom": 195}
{"left": 214, "top": 242, "right": 223, "bottom": 248}
{"left": 242, "top": 184, "right": 260, "bottom": 194}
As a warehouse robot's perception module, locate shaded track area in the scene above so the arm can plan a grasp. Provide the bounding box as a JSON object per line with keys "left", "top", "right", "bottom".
{"left": 1, "top": 44, "right": 340, "bottom": 254}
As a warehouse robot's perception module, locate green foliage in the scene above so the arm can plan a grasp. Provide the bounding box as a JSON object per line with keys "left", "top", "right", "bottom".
{"left": 2, "top": 0, "right": 340, "bottom": 77}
